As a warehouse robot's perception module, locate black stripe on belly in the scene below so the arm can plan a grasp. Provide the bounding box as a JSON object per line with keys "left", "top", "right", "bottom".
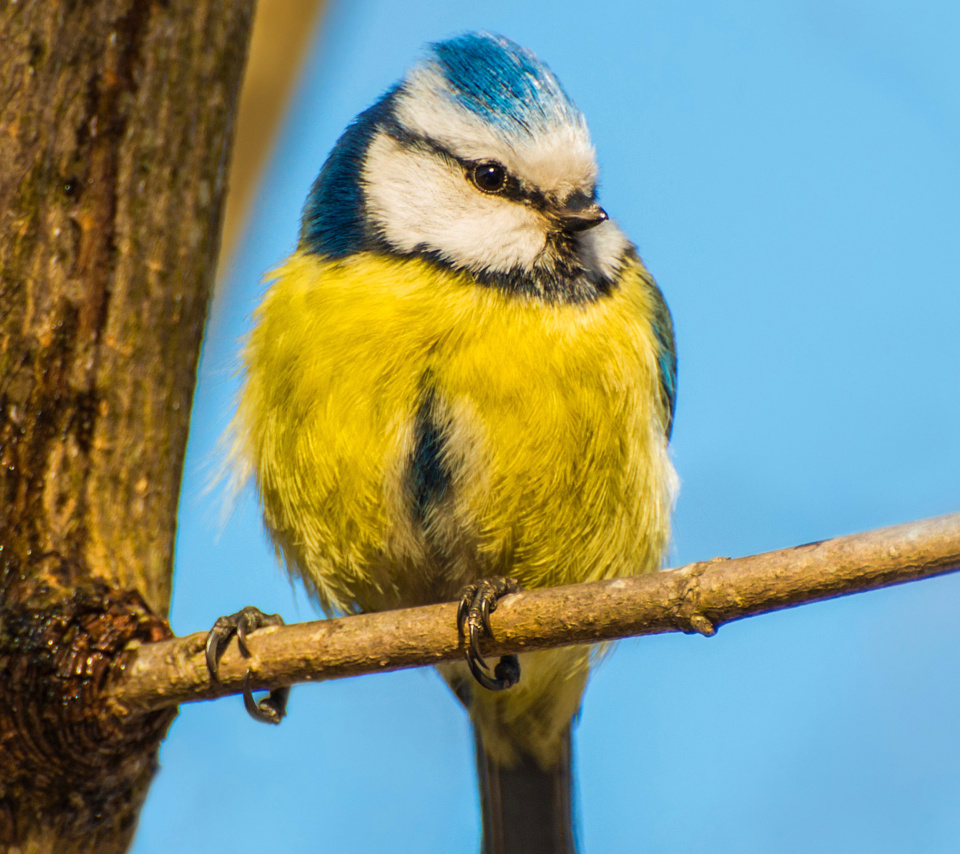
{"left": 409, "top": 383, "right": 450, "bottom": 523}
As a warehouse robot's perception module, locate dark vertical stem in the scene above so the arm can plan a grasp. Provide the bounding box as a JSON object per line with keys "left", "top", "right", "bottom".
{"left": 0, "top": 2, "right": 255, "bottom": 851}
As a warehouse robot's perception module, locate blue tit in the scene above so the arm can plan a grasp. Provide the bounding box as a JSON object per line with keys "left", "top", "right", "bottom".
{"left": 228, "top": 32, "right": 677, "bottom": 854}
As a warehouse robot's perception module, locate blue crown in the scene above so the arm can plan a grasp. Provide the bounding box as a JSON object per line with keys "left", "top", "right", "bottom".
{"left": 429, "top": 33, "right": 582, "bottom": 135}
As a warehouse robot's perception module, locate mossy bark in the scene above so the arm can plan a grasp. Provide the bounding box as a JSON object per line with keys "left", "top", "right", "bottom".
{"left": 0, "top": 2, "right": 255, "bottom": 851}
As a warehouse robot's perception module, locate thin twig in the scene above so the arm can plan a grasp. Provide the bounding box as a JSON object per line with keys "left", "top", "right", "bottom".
{"left": 109, "top": 513, "right": 960, "bottom": 714}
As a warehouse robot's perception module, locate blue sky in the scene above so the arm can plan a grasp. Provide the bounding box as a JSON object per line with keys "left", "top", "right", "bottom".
{"left": 134, "top": 1, "right": 960, "bottom": 851}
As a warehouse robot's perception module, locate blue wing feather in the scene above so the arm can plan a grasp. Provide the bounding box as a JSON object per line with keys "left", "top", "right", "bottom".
{"left": 648, "top": 279, "right": 677, "bottom": 439}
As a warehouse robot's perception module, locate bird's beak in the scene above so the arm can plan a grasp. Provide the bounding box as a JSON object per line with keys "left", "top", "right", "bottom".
{"left": 557, "top": 191, "right": 608, "bottom": 233}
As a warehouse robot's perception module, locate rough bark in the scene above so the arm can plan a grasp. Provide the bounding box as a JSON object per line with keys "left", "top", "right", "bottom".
{"left": 0, "top": 2, "right": 254, "bottom": 852}
{"left": 111, "top": 513, "right": 960, "bottom": 713}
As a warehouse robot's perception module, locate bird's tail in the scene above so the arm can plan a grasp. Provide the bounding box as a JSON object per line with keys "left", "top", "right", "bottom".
{"left": 475, "top": 722, "right": 578, "bottom": 854}
{"left": 442, "top": 647, "right": 588, "bottom": 853}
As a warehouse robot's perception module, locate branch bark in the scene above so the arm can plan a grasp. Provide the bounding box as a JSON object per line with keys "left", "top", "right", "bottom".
{"left": 0, "top": 3, "right": 253, "bottom": 851}
{"left": 111, "top": 512, "right": 960, "bottom": 714}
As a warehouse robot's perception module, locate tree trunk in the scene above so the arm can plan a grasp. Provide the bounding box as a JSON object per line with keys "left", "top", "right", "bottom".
{"left": 0, "top": 2, "right": 254, "bottom": 851}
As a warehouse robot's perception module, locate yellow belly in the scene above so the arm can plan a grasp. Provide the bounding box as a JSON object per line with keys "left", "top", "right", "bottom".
{"left": 232, "top": 250, "right": 675, "bottom": 616}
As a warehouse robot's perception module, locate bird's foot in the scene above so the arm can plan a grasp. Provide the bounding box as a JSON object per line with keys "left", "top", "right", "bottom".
{"left": 457, "top": 577, "right": 521, "bottom": 691}
{"left": 205, "top": 605, "right": 290, "bottom": 724}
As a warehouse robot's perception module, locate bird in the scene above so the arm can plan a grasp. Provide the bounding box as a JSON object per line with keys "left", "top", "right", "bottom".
{"left": 208, "top": 31, "right": 677, "bottom": 854}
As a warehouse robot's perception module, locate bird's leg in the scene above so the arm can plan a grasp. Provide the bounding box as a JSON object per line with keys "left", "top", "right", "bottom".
{"left": 457, "top": 577, "right": 521, "bottom": 691}
{"left": 205, "top": 605, "right": 291, "bottom": 724}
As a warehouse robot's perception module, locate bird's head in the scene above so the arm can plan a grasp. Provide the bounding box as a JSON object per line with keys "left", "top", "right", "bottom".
{"left": 301, "top": 32, "right": 631, "bottom": 302}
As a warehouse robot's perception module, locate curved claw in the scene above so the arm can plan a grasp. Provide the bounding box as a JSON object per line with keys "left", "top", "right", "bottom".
{"left": 242, "top": 671, "right": 289, "bottom": 725}
{"left": 466, "top": 651, "right": 501, "bottom": 691}
{"left": 480, "top": 593, "right": 494, "bottom": 631}
{"left": 205, "top": 635, "right": 218, "bottom": 677}
{"left": 468, "top": 611, "right": 487, "bottom": 666}
{"left": 457, "top": 584, "right": 478, "bottom": 637}
{"left": 466, "top": 651, "right": 521, "bottom": 691}
{"left": 456, "top": 577, "right": 521, "bottom": 692}
{"left": 236, "top": 613, "right": 253, "bottom": 658}
{"left": 203, "top": 606, "right": 290, "bottom": 723}
{"left": 205, "top": 617, "right": 231, "bottom": 680}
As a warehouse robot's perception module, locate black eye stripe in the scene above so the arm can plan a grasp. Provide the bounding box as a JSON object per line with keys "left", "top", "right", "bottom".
{"left": 381, "top": 122, "right": 546, "bottom": 208}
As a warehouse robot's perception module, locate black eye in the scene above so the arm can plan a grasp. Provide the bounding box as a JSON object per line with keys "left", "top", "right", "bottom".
{"left": 472, "top": 161, "right": 507, "bottom": 193}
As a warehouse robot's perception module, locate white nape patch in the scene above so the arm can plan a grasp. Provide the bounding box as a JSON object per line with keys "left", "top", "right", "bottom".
{"left": 395, "top": 66, "right": 598, "bottom": 200}
{"left": 575, "top": 220, "right": 632, "bottom": 281}
{"left": 363, "top": 131, "right": 549, "bottom": 273}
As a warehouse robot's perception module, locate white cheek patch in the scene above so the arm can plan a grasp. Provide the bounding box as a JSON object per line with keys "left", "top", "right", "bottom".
{"left": 362, "top": 132, "right": 548, "bottom": 273}
{"left": 396, "top": 67, "right": 598, "bottom": 201}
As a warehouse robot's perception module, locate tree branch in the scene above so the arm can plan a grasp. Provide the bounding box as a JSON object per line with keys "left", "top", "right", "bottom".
{"left": 0, "top": 3, "right": 253, "bottom": 849}
{"left": 109, "top": 512, "right": 960, "bottom": 714}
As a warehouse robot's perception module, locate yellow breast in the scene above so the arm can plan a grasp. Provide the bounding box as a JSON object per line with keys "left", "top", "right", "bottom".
{"left": 232, "top": 250, "right": 675, "bottom": 614}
